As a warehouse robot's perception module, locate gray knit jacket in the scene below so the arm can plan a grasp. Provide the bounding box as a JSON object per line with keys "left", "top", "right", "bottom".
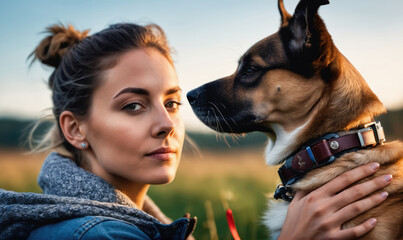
{"left": 0, "top": 152, "right": 196, "bottom": 240}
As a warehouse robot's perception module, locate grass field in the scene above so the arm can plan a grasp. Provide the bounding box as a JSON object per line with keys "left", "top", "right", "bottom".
{"left": 0, "top": 149, "right": 279, "bottom": 240}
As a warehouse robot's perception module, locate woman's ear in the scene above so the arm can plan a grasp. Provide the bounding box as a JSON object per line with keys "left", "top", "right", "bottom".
{"left": 59, "top": 111, "right": 87, "bottom": 149}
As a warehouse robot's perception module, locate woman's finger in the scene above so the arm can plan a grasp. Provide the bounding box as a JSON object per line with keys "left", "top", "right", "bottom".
{"left": 318, "top": 162, "right": 380, "bottom": 196}
{"left": 332, "top": 190, "right": 388, "bottom": 225}
{"left": 332, "top": 174, "right": 392, "bottom": 210}
{"left": 331, "top": 218, "right": 377, "bottom": 240}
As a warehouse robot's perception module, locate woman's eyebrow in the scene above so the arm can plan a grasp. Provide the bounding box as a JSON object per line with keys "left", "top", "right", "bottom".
{"left": 165, "top": 86, "right": 182, "bottom": 95}
{"left": 113, "top": 86, "right": 181, "bottom": 99}
{"left": 113, "top": 87, "right": 149, "bottom": 99}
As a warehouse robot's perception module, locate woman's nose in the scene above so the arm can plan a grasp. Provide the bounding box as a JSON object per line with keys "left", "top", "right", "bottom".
{"left": 152, "top": 107, "right": 175, "bottom": 138}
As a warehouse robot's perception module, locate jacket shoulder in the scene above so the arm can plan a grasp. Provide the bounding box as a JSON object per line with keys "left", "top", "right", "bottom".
{"left": 28, "top": 216, "right": 151, "bottom": 240}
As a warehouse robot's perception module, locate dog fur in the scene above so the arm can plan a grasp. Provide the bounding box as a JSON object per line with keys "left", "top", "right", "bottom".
{"left": 187, "top": 0, "right": 403, "bottom": 239}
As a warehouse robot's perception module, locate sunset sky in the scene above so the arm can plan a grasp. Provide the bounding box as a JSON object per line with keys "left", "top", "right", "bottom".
{"left": 1, "top": 0, "right": 402, "bottom": 131}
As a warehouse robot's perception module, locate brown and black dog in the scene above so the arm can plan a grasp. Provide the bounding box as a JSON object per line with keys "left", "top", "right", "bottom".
{"left": 187, "top": 0, "right": 403, "bottom": 239}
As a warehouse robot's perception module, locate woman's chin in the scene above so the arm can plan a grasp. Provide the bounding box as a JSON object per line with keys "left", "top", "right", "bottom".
{"left": 148, "top": 171, "right": 177, "bottom": 185}
{"left": 150, "top": 178, "right": 175, "bottom": 185}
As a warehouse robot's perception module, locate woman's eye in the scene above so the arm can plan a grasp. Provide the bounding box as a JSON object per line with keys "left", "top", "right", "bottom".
{"left": 122, "top": 103, "right": 142, "bottom": 112}
{"left": 165, "top": 101, "right": 182, "bottom": 110}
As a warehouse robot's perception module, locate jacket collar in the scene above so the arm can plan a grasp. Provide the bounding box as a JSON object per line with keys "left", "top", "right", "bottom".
{"left": 38, "top": 152, "right": 136, "bottom": 207}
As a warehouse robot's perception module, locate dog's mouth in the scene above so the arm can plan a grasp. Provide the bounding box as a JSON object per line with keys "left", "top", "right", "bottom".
{"left": 188, "top": 101, "right": 247, "bottom": 133}
{"left": 187, "top": 88, "right": 273, "bottom": 134}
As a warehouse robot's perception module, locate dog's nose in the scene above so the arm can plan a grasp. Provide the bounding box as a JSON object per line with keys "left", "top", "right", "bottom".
{"left": 187, "top": 87, "right": 205, "bottom": 105}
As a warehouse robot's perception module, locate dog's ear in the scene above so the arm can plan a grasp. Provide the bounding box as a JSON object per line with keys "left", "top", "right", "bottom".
{"left": 287, "top": 0, "right": 329, "bottom": 51}
{"left": 280, "top": 0, "right": 338, "bottom": 78}
{"left": 278, "top": 0, "right": 291, "bottom": 26}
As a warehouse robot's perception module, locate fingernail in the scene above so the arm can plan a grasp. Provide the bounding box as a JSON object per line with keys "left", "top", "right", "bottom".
{"left": 371, "top": 162, "right": 380, "bottom": 170}
{"left": 380, "top": 191, "right": 388, "bottom": 199}
{"left": 384, "top": 174, "right": 393, "bottom": 182}
{"left": 370, "top": 218, "right": 377, "bottom": 226}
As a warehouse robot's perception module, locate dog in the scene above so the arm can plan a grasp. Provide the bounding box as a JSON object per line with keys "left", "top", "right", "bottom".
{"left": 187, "top": 0, "right": 403, "bottom": 239}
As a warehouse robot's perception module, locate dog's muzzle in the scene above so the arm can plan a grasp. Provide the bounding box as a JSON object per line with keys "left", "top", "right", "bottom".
{"left": 187, "top": 87, "right": 206, "bottom": 105}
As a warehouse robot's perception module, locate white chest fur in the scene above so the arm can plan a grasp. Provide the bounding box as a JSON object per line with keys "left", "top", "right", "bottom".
{"left": 265, "top": 123, "right": 307, "bottom": 165}
{"left": 263, "top": 200, "right": 289, "bottom": 239}
{"left": 263, "top": 122, "right": 309, "bottom": 238}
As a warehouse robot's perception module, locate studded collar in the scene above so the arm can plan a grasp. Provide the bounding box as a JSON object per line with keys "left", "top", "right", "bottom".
{"left": 274, "top": 121, "right": 386, "bottom": 201}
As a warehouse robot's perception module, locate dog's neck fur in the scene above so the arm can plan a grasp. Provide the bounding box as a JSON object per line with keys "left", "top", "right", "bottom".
{"left": 265, "top": 122, "right": 307, "bottom": 165}
{"left": 265, "top": 52, "right": 386, "bottom": 166}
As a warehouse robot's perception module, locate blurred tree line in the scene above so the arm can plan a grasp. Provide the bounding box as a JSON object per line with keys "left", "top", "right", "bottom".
{"left": 0, "top": 109, "right": 402, "bottom": 150}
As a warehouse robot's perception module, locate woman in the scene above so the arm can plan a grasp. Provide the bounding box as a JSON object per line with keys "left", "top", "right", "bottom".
{"left": 0, "top": 23, "right": 391, "bottom": 240}
{"left": 2, "top": 23, "right": 194, "bottom": 240}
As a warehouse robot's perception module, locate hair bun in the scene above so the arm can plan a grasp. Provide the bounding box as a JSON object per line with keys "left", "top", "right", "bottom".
{"left": 30, "top": 24, "right": 89, "bottom": 68}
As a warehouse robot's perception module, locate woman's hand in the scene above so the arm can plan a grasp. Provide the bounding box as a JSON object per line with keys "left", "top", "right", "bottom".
{"left": 278, "top": 162, "right": 392, "bottom": 240}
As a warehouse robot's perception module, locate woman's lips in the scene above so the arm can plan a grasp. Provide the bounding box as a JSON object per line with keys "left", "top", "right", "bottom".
{"left": 145, "top": 147, "right": 176, "bottom": 161}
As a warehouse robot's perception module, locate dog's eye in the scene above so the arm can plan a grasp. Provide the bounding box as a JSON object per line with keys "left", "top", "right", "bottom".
{"left": 245, "top": 66, "right": 256, "bottom": 75}
{"left": 237, "top": 64, "right": 263, "bottom": 85}
{"left": 240, "top": 66, "right": 258, "bottom": 80}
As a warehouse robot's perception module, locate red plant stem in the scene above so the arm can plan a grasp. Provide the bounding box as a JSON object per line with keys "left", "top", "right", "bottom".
{"left": 226, "top": 209, "right": 241, "bottom": 240}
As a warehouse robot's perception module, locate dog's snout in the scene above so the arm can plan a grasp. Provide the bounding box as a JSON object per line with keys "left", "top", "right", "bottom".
{"left": 187, "top": 87, "right": 205, "bottom": 105}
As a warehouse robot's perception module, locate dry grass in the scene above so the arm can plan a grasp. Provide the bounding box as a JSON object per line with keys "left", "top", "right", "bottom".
{"left": 178, "top": 149, "right": 280, "bottom": 187}
{"left": 0, "top": 150, "right": 47, "bottom": 192}
{"left": 150, "top": 149, "right": 280, "bottom": 239}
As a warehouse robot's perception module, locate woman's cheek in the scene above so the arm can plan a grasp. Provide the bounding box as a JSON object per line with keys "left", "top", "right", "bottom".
{"left": 176, "top": 116, "right": 186, "bottom": 142}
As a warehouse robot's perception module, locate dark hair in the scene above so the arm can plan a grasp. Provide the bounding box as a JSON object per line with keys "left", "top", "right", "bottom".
{"left": 29, "top": 23, "right": 173, "bottom": 161}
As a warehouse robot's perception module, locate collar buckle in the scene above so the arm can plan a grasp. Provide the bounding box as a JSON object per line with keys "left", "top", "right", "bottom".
{"left": 364, "top": 121, "right": 386, "bottom": 145}
{"left": 274, "top": 184, "right": 293, "bottom": 202}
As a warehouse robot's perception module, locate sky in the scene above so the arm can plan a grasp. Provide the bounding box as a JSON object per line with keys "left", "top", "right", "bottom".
{"left": 0, "top": 0, "right": 402, "bottom": 132}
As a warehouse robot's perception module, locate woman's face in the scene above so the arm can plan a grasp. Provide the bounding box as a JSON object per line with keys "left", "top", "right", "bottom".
{"left": 82, "top": 49, "right": 185, "bottom": 186}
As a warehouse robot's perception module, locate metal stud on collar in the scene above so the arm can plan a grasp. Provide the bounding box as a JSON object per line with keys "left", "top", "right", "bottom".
{"left": 330, "top": 140, "right": 339, "bottom": 150}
